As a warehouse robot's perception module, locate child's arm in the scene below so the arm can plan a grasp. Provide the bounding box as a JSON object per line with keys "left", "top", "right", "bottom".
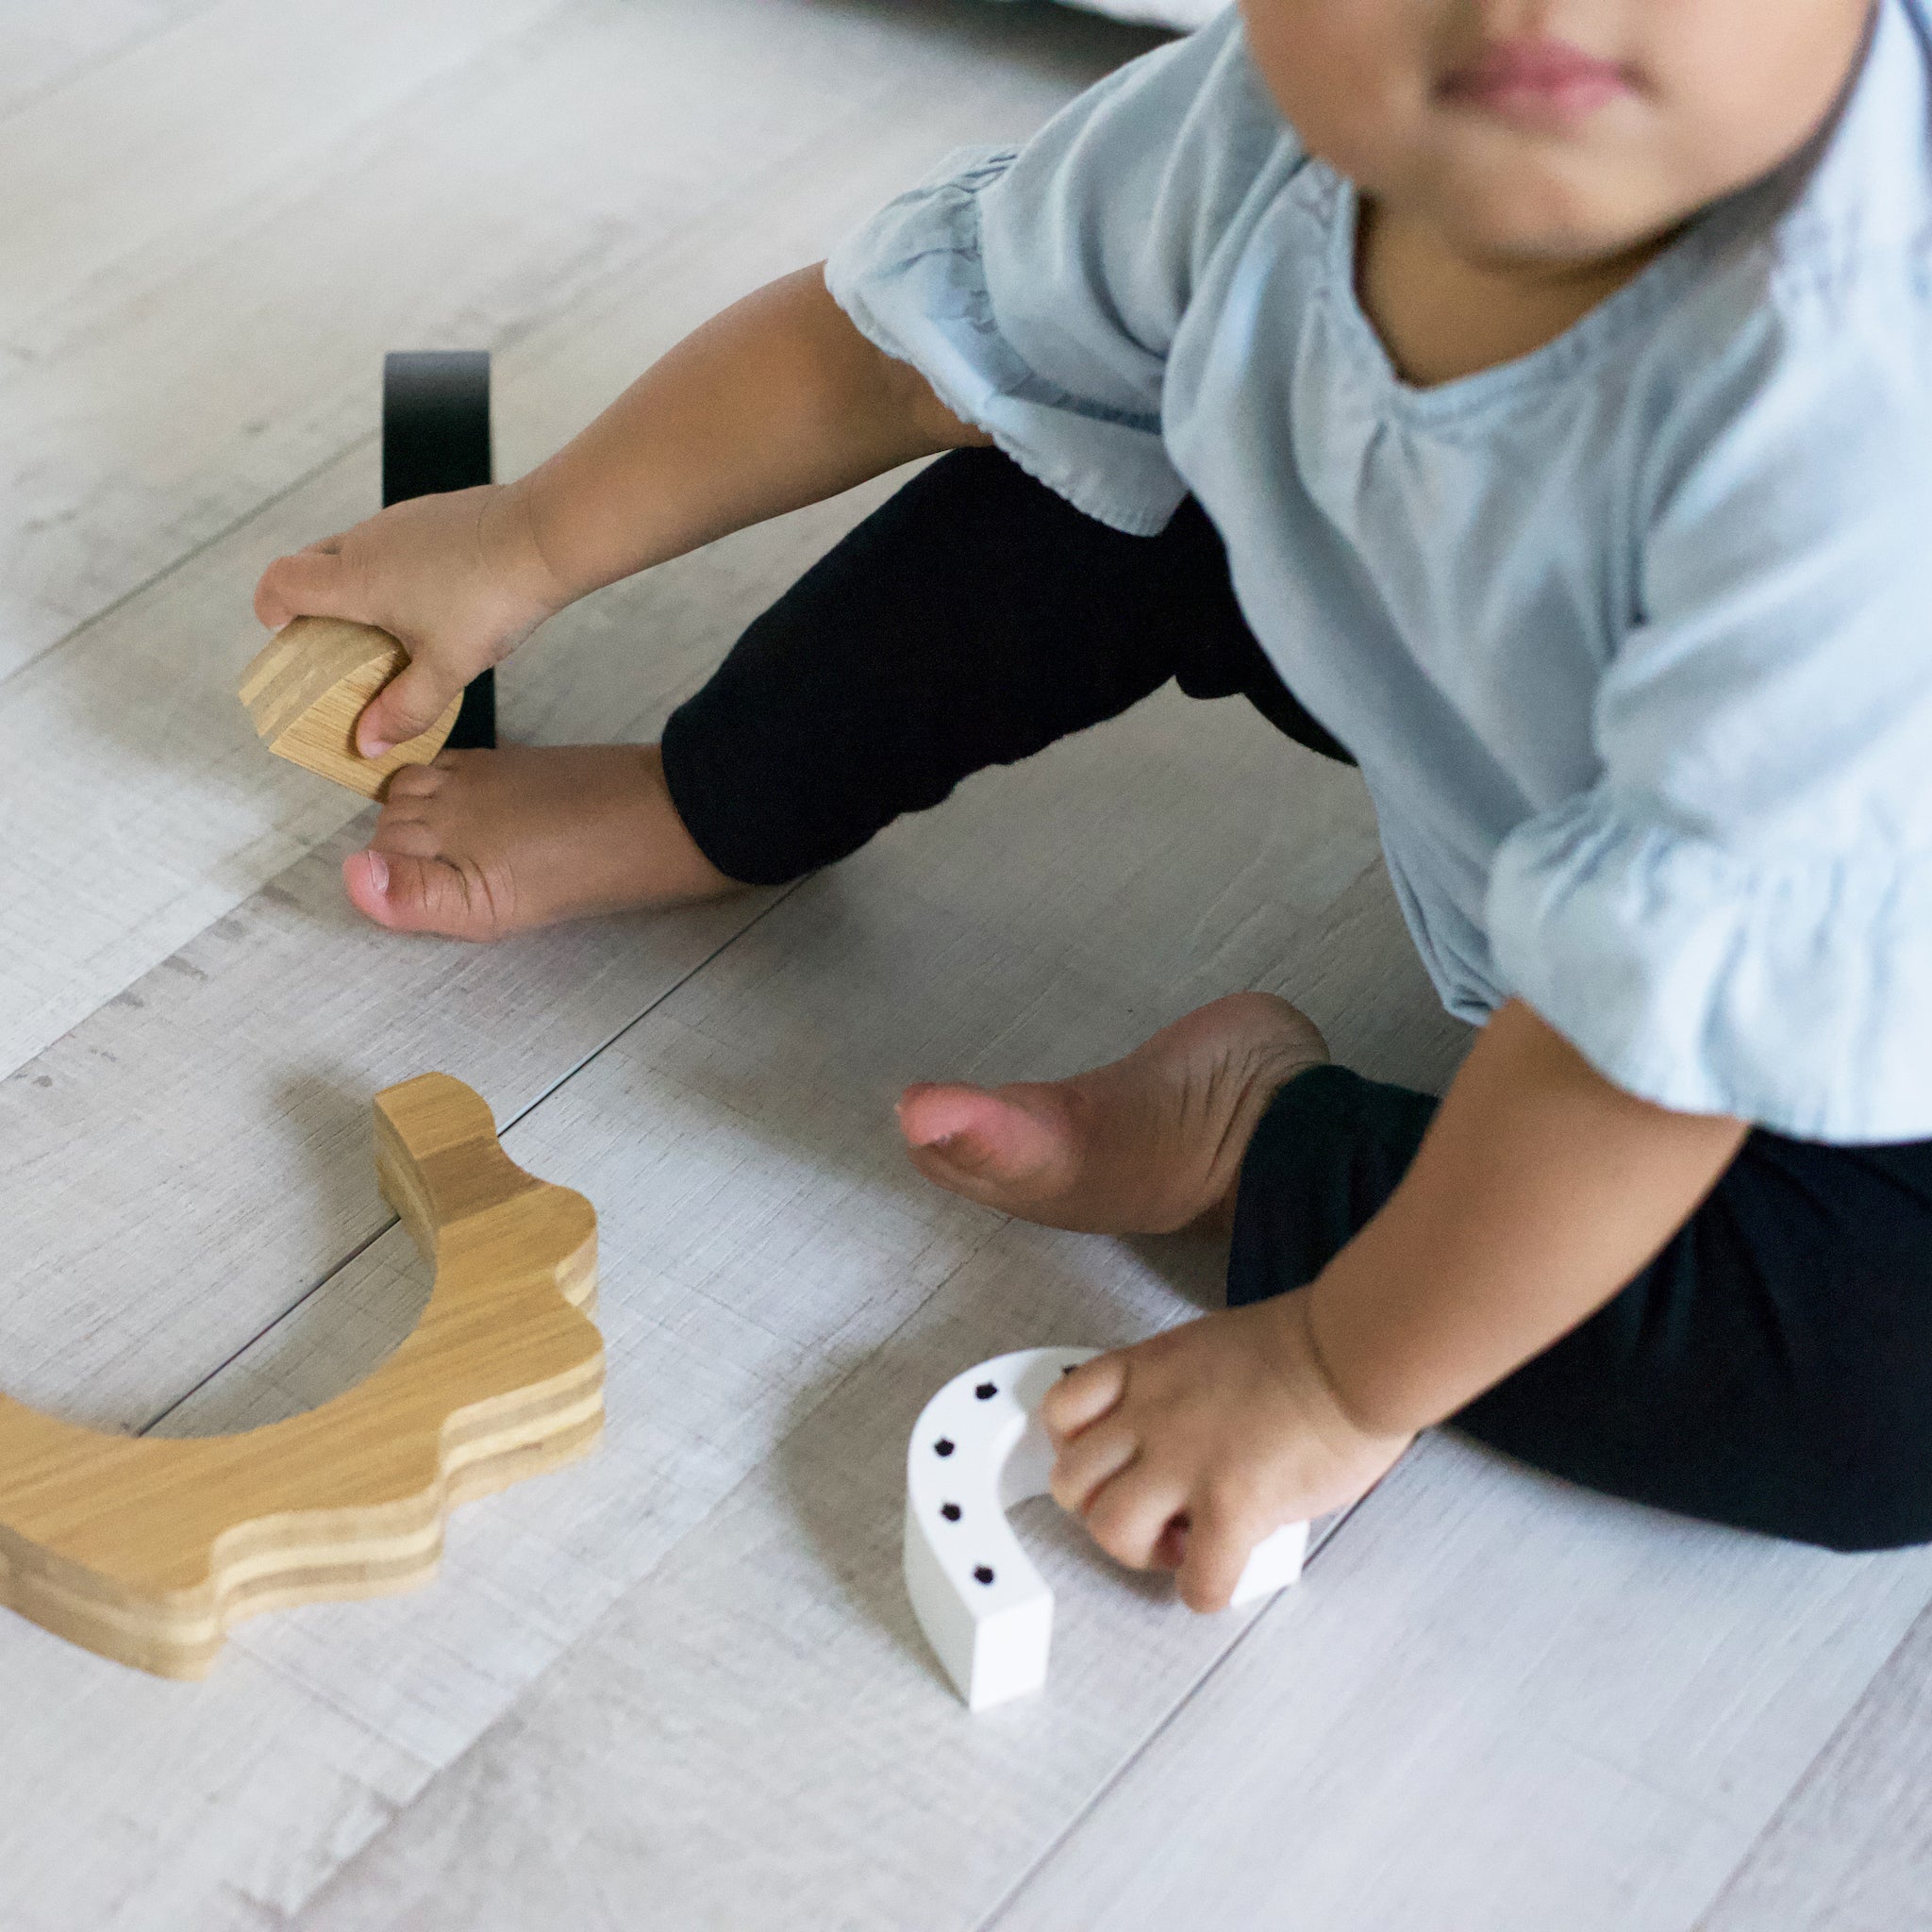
{"left": 1041, "top": 999, "right": 1748, "bottom": 1610}
{"left": 254, "top": 265, "right": 989, "bottom": 756}
{"left": 1302, "top": 998, "right": 1748, "bottom": 1434}
{"left": 515, "top": 265, "right": 990, "bottom": 604}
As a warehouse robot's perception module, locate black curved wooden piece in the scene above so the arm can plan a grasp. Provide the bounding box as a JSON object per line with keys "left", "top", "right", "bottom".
{"left": 383, "top": 349, "right": 498, "bottom": 750}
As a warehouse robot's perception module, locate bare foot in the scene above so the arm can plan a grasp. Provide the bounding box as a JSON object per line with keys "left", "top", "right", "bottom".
{"left": 897, "top": 992, "right": 1329, "bottom": 1236}
{"left": 344, "top": 743, "right": 741, "bottom": 940}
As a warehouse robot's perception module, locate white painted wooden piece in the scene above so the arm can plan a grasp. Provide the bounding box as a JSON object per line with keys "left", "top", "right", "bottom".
{"left": 6, "top": 704, "right": 1918, "bottom": 1930}
{"left": 906, "top": 1347, "right": 1307, "bottom": 1709}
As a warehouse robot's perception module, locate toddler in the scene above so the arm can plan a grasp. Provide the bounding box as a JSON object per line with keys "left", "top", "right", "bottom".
{"left": 257, "top": 0, "right": 1931, "bottom": 1608}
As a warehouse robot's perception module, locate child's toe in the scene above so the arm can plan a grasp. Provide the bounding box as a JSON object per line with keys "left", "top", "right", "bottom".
{"left": 342, "top": 849, "right": 396, "bottom": 925}
{"left": 368, "top": 815, "right": 443, "bottom": 858}
{"left": 385, "top": 765, "right": 446, "bottom": 802}
{"left": 897, "top": 1083, "right": 994, "bottom": 1155}
{"left": 343, "top": 847, "right": 503, "bottom": 939}
{"left": 898, "top": 1082, "right": 1074, "bottom": 1207}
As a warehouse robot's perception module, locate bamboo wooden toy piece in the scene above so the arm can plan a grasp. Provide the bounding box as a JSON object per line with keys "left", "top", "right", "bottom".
{"left": 238, "top": 615, "right": 464, "bottom": 799}
{"left": 0, "top": 1074, "right": 603, "bottom": 1680}
{"left": 239, "top": 351, "right": 496, "bottom": 792}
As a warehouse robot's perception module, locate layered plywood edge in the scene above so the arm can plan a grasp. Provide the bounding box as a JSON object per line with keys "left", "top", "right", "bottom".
{"left": 239, "top": 615, "right": 464, "bottom": 799}
{"left": 0, "top": 1074, "right": 604, "bottom": 1679}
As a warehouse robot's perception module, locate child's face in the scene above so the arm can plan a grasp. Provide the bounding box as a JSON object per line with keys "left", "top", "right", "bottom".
{"left": 1241, "top": 0, "right": 1875, "bottom": 262}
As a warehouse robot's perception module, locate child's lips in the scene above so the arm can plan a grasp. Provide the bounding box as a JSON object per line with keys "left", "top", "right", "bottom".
{"left": 1438, "top": 36, "right": 1634, "bottom": 128}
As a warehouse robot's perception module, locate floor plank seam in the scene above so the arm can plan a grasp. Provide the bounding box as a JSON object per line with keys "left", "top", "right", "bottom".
{"left": 969, "top": 1477, "right": 1389, "bottom": 1932}
{"left": 5, "top": 2, "right": 1134, "bottom": 701}
{"left": 474, "top": 874, "right": 811, "bottom": 1154}
{"left": 8, "top": 147, "right": 776, "bottom": 707}
{"left": 269, "top": 1208, "right": 1019, "bottom": 1924}
{"left": 134, "top": 875, "right": 808, "bottom": 1438}
{"left": 0, "top": 91, "right": 853, "bottom": 697}
{"left": 0, "top": 0, "right": 230, "bottom": 134}
{"left": 135, "top": 1210, "right": 401, "bottom": 1437}
{"left": 0, "top": 425, "right": 381, "bottom": 703}
{"left": 1684, "top": 1599, "right": 1931, "bottom": 1932}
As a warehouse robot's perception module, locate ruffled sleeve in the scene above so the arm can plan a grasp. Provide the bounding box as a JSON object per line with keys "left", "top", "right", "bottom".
{"left": 824, "top": 10, "right": 1291, "bottom": 535}
{"left": 1486, "top": 285, "right": 1932, "bottom": 1141}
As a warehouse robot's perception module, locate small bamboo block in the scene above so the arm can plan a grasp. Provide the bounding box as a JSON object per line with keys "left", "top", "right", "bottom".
{"left": 238, "top": 615, "right": 464, "bottom": 799}
{"left": 0, "top": 1074, "right": 604, "bottom": 1680}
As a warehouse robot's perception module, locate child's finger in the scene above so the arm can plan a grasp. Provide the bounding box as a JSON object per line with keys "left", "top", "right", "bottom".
{"left": 253, "top": 543, "right": 350, "bottom": 629}
{"left": 1152, "top": 1515, "right": 1190, "bottom": 1571}
{"left": 1039, "top": 1351, "right": 1126, "bottom": 1443}
{"left": 1174, "top": 1497, "right": 1260, "bottom": 1614}
{"left": 1084, "top": 1473, "right": 1191, "bottom": 1573}
{"left": 1047, "top": 1417, "right": 1139, "bottom": 1515}
{"left": 358, "top": 659, "right": 459, "bottom": 759}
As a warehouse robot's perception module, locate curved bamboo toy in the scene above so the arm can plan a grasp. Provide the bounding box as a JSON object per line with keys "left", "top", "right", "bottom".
{"left": 0, "top": 1074, "right": 603, "bottom": 1679}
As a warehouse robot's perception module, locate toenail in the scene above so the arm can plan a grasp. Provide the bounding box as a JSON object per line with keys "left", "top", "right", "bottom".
{"left": 365, "top": 852, "right": 390, "bottom": 893}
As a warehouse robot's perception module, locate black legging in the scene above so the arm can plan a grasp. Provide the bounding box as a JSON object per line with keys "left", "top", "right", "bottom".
{"left": 662, "top": 447, "right": 1932, "bottom": 1554}
{"left": 661, "top": 448, "right": 1350, "bottom": 887}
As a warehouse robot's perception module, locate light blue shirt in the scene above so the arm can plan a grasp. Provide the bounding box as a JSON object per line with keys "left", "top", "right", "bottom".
{"left": 826, "top": 0, "right": 1932, "bottom": 1142}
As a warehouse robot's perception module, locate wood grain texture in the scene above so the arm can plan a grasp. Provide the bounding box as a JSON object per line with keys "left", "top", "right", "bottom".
{"left": 0, "top": 1073, "right": 602, "bottom": 1679}
{"left": 0, "top": 0, "right": 1156, "bottom": 688}
{"left": 0, "top": 0, "right": 1135, "bottom": 1424}
{"left": 986, "top": 1447, "right": 1932, "bottom": 1932}
{"left": 1695, "top": 1595, "right": 1932, "bottom": 1931}
{"left": 0, "top": 825, "right": 776, "bottom": 1432}
{"left": 291, "top": 1231, "right": 1350, "bottom": 1932}
{"left": 0, "top": 0, "right": 1136, "bottom": 1083}
{"left": 282, "top": 1348, "right": 1932, "bottom": 1932}
{"left": 12, "top": 666, "right": 1909, "bottom": 1929}
{"left": 144, "top": 758, "right": 1921, "bottom": 1932}
{"left": 0, "top": 0, "right": 558, "bottom": 681}
{"left": 0, "top": 688, "right": 1391, "bottom": 1924}
{"left": 239, "top": 616, "right": 462, "bottom": 798}
{"left": 0, "top": 453, "right": 887, "bottom": 1086}
{"left": 0, "top": 0, "right": 221, "bottom": 123}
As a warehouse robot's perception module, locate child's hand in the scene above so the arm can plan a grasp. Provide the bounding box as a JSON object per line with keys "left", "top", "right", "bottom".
{"left": 253, "top": 481, "right": 567, "bottom": 758}
{"left": 1041, "top": 1291, "right": 1411, "bottom": 1611}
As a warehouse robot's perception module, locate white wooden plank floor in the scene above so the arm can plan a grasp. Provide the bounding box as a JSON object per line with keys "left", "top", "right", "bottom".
{"left": 3, "top": 4, "right": 1924, "bottom": 1926}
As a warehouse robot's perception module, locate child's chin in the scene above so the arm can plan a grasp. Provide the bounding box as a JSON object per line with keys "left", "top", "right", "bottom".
{"left": 1412, "top": 143, "right": 1679, "bottom": 268}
